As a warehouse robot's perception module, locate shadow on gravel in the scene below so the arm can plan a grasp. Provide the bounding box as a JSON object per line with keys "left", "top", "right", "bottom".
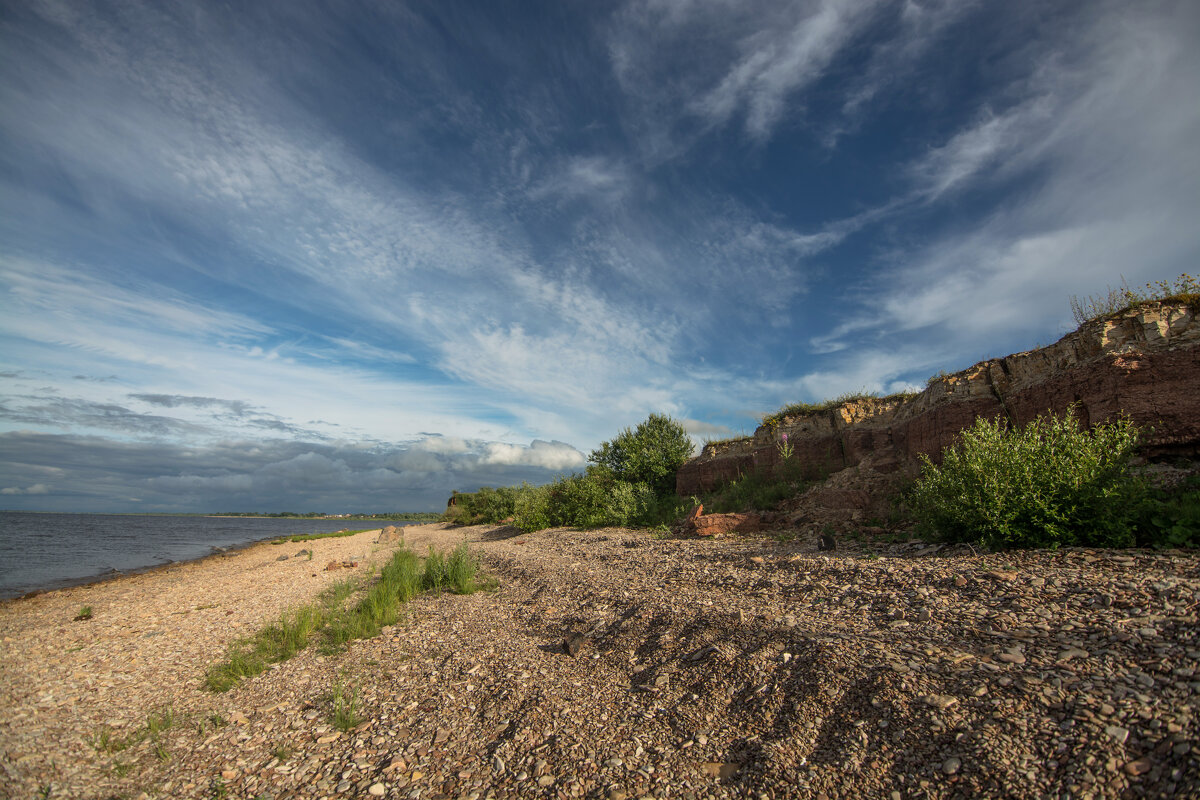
{"left": 476, "top": 525, "right": 525, "bottom": 541}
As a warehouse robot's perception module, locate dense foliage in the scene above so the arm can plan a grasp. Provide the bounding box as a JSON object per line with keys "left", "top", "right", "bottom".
{"left": 587, "top": 413, "right": 695, "bottom": 496}
{"left": 907, "top": 408, "right": 1193, "bottom": 549}
{"left": 445, "top": 414, "right": 693, "bottom": 532}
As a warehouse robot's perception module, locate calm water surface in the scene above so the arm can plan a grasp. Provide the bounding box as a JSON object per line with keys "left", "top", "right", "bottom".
{"left": 0, "top": 512, "right": 415, "bottom": 599}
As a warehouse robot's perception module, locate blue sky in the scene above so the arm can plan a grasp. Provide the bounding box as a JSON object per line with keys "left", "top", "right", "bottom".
{"left": 2, "top": 0, "right": 1198, "bottom": 513}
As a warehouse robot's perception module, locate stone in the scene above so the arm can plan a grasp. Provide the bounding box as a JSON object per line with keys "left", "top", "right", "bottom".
{"left": 276, "top": 554, "right": 289, "bottom": 561}
{"left": 368, "top": 782, "right": 386, "bottom": 796}
{"left": 942, "top": 757, "right": 961, "bottom": 775}
{"left": 1124, "top": 758, "right": 1152, "bottom": 776}
{"left": 1105, "top": 726, "right": 1130, "bottom": 745}
{"left": 683, "top": 512, "right": 763, "bottom": 537}
{"left": 564, "top": 633, "right": 587, "bottom": 656}
{"left": 923, "top": 694, "right": 958, "bottom": 710}
{"left": 817, "top": 533, "right": 837, "bottom": 551}
{"left": 701, "top": 762, "right": 740, "bottom": 779}
{"left": 377, "top": 525, "right": 404, "bottom": 544}
{"left": 324, "top": 560, "right": 342, "bottom": 572}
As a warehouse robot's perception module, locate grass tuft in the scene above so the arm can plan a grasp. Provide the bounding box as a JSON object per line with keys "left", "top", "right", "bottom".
{"left": 206, "top": 545, "right": 483, "bottom": 691}
{"left": 330, "top": 680, "right": 363, "bottom": 731}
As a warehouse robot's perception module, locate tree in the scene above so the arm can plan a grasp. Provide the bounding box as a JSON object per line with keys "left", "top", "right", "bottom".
{"left": 588, "top": 413, "right": 694, "bottom": 497}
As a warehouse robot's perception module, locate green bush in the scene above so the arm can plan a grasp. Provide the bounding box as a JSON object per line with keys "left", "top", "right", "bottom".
{"left": 588, "top": 413, "right": 694, "bottom": 497}
{"left": 513, "top": 483, "right": 552, "bottom": 532}
{"left": 909, "top": 408, "right": 1147, "bottom": 549}
{"left": 444, "top": 486, "right": 518, "bottom": 525}
{"left": 1140, "top": 476, "right": 1200, "bottom": 548}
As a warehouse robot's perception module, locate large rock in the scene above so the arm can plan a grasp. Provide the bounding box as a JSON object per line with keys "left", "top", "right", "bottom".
{"left": 677, "top": 302, "right": 1200, "bottom": 496}
{"left": 376, "top": 525, "right": 403, "bottom": 544}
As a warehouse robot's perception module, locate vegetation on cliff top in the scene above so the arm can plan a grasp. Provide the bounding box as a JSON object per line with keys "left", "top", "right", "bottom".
{"left": 1070, "top": 272, "right": 1199, "bottom": 325}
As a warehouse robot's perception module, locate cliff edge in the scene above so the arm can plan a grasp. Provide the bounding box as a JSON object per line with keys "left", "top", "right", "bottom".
{"left": 677, "top": 301, "right": 1200, "bottom": 498}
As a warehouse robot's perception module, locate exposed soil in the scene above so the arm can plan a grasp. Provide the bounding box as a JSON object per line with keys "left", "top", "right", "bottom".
{"left": 1, "top": 523, "right": 1198, "bottom": 800}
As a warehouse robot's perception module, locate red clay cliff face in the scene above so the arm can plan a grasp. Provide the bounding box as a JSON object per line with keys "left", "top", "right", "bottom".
{"left": 677, "top": 302, "right": 1200, "bottom": 496}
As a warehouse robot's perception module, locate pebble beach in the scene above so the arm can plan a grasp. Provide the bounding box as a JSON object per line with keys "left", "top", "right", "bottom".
{"left": 1, "top": 523, "right": 1198, "bottom": 799}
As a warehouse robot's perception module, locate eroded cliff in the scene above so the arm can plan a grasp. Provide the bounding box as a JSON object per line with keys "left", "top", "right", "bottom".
{"left": 677, "top": 301, "right": 1200, "bottom": 496}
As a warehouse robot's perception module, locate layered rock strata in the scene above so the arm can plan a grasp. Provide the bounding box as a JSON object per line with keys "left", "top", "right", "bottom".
{"left": 677, "top": 302, "right": 1200, "bottom": 496}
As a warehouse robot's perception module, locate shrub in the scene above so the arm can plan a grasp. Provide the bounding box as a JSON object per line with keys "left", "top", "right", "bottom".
{"left": 588, "top": 413, "right": 694, "bottom": 497}
{"left": 908, "top": 407, "right": 1147, "bottom": 549}
{"left": 513, "top": 483, "right": 552, "bottom": 532}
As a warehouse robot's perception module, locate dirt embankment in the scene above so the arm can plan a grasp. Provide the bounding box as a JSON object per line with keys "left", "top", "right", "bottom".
{"left": 2, "top": 524, "right": 1198, "bottom": 799}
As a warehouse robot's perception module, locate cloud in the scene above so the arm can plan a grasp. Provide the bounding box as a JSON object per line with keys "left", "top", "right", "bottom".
{"left": 680, "top": 419, "right": 734, "bottom": 437}
{"left": 692, "top": 0, "right": 883, "bottom": 141}
{"left": 1, "top": 483, "right": 49, "bottom": 495}
{"left": 479, "top": 440, "right": 587, "bottom": 470}
{"left": 0, "top": 431, "right": 587, "bottom": 513}
{"left": 129, "top": 394, "right": 252, "bottom": 415}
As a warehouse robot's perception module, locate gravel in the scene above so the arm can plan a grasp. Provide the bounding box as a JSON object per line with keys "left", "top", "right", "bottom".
{"left": 1, "top": 523, "right": 1197, "bottom": 799}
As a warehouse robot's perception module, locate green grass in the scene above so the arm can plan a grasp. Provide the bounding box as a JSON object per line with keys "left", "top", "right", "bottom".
{"left": 329, "top": 680, "right": 363, "bottom": 731}
{"left": 205, "top": 545, "right": 483, "bottom": 691}
{"left": 1070, "top": 273, "right": 1200, "bottom": 325}
{"left": 270, "top": 528, "right": 372, "bottom": 545}
{"left": 91, "top": 705, "right": 177, "bottom": 760}
{"left": 74, "top": 605, "right": 93, "bottom": 621}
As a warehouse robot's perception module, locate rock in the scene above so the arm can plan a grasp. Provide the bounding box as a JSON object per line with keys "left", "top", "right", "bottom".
{"left": 563, "top": 633, "right": 587, "bottom": 657}
{"left": 942, "top": 757, "right": 961, "bottom": 775}
{"left": 686, "top": 512, "right": 762, "bottom": 537}
{"left": 997, "top": 651, "right": 1026, "bottom": 665}
{"left": 817, "top": 533, "right": 837, "bottom": 551}
{"left": 701, "top": 762, "right": 740, "bottom": 779}
{"left": 221, "top": 769, "right": 238, "bottom": 780}
{"left": 368, "top": 782, "right": 386, "bottom": 796}
{"left": 1124, "top": 758, "right": 1153, "bottom": 776}
{"left": 324, "top": 560, "right": 341, "bottom": 571}
{"left": 1106, "top": 726, "right": 1131, "bottom": 745}
{"left": 923, "top": 694, "right": 958, "bottom": 710}
{"left": 377, "top": 525, "right": 404, "bottom": 544}
{"left": 276, "top": 554, "right": 289, "bottom": 561}
{"left": 492, "top": 755, "right": 505, "bottom": 774}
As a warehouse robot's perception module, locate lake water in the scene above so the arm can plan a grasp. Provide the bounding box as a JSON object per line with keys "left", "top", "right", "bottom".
{"left": 0, "top": 512, "right": 419, "bottom": 600}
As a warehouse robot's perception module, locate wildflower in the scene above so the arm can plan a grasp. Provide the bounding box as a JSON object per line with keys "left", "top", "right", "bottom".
{"left": 776, "top": 432, "right": 794, "bottom": 461}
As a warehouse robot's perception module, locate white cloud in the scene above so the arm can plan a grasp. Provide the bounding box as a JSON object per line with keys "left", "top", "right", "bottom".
{"left": 693, "top": 0, "right": 883, "bottom": 140}
{"left": 480, "top": 440, "right": 586, "bottom": 471}
{"left": 0, "top": 483, "right": 49, "bottom": 495}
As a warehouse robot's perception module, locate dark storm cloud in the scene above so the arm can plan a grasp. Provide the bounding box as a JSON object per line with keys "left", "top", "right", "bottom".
{"left": 0, "top": 431, "right": 580, "bottom": 513}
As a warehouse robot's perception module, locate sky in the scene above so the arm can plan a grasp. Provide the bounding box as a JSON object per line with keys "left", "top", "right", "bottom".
{"left": 2, "top": 0, "right": 1198, "bottom": 513}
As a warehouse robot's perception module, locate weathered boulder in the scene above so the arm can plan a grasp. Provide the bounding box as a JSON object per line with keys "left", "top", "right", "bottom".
{"left": 677, "top": 302, "right": 1200, "bottom": 496}
{"left": 376, "top": 525, "right": 403, "bottom": 544}
{"left": 680, "top": 511, "right": 763, "bottom": 537}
